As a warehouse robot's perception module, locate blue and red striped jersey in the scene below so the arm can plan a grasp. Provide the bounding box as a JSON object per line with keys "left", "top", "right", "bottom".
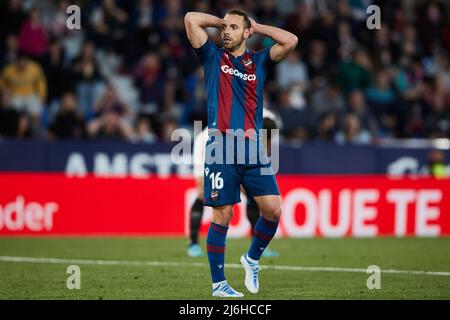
{"left": 195, "top": 39, "right": 276, "bottom": 138}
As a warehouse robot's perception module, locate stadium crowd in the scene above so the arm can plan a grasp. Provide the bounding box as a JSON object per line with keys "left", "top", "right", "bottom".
{"left": 0, "top": 0, "right": 449, "bottom": 145}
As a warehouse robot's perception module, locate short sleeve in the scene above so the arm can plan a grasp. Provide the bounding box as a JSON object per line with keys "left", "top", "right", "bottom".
{"left": 194, "top": 39, "right": 218, "bottom": 65}
{"left": 256, "top": 45, "right": 278, "bottom": 67}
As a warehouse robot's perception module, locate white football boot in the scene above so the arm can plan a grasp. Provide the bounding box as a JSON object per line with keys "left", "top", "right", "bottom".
{"left": 212, "top": 280, "right": 244, "bottom": 298}
{"left": 240, "top": 254, "right": 261, "bottom": 294}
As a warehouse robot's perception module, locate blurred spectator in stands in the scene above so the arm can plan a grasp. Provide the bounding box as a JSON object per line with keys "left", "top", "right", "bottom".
{"left": 0, "top": 53, "right": 47, "bottom": 124}
{"left": 347, "top": 0, "right": 370, "bottom": 22}
{"left": 395, "top": 56, "right": 426, "bottom": 137}
{"left": 423, "top": 75, "right": 450, "bottom": 139}
{"left": 92, "top": 83, "right": 131, "bottom": 120}
{"left": 337, "top": 49, "right": 373, "bottom": 95}
{"left": 428, "top": 53, "right": 450, "bottom": 90}
{"left": 276, "top": 50, "right": 308, "bottom": 91}
{"left": 366, "top": 69, "right": 396, "bottom": 114}
{"left": 416, "top": 1, "right": 446, "bottom": 56}
{"left": 134, "top": 52, "right": 165, "bottom": 114}
{"left": 347, "top": 89, "right": 378, "bottom": 137}
{"left": 370, "top": 22, "right": 393, "bottom": 54}
{"left": 310, "top": 82, "right": 346, "bottom": 119}
{"left": 335, "top": 0, "right": 354, "bottom": 24}
{"left": 48, "top": 92, "right": 85, "bottom": 140}
{"left": 87, "top": 110, "right": 134, "bottom": 141}
{"left": 396, "top": 23, "right": 424, "bottom": 62}
{"left": 0, "top": 34, "right": 20, "bottom": 69}
{"left": 314, "top": 10, "right": 339, "bottom": 62}
{"left": 134, "top": 115, "right": 157, "bottom": 144}
{"left": 0, "top": 88, "right": 33, "bottom": 139}
{"left": 390, "top": 3, "right": 409, "bottom": 38}
{"left": 306, "top": 40, "right": 330, "bottom": 88}
{"left": 87, "top": 84, "right": 133, "bottom": 141}
{"left": 377, "top": 110, "right": 400, "bottom": 138}
{"left": 0, "top": 89, "right": 19, "bottom": 138}
{"left": 18, "top": 7, "right": 48, "bottom": 60}
{"left": 161, "top": 117, "right": 179, "bottom": 144}
{"left": 181, "top": 66, "right": 206, "bottom": 126}
{"left": 314, "top": 112, "right": 338, "bottom": 143}
{"left": 158, "top": 33, "right": 184, "bottom": 114}
{"left": 48, "top": 0, "right": 71, "bottom": 39}
{"left": 0, "top": 0, "right": 27, "bottom": 45}
{"left": 395, "top": 56, "right": 425, "bottom": 103}
{"left": 72, "top": 41, "right": 104, "bottom": 117}
{"left": 422, "top": 75, "right": 449, "bottom": 113}
{"left": 89, "top": 0, "right": 129, "bottom": 53}
{"left": 277, "top": 89, "right": 312, "bottom": 144}
{"left": 130, "top": 0, "right": 159, "bottom": 60}
{"left": 159, "top": 0, "right": 185, "bottom": 36}
{"left": 403, "top": 101, "right": 424, "bottom": 138}
{"left": 42, "top": 40, "right": 75, "bottom": 105}
{"left": 255, "top": 0, "right": 279, "bottom": 26}
{"left": 337, "top": 21, "right": 357, "bottom": 62}
{"left": 276, "top": 0, "right": 296, "bottom": 16}
{"left": 335, "top": 112, "right": 372, "bottom": 144}
{"left": 284, "top": 1, "right": 313, "bottom": 52}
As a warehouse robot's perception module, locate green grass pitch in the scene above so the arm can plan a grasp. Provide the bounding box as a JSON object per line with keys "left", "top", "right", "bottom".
{"left": 0, "top": 237, "right": 449, "bottom": 299}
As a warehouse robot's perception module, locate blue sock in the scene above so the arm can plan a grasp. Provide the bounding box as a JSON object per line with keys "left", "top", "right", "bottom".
{"left": 248, "top": 217, "right": 279, "bottom": 261}
{"left": 206, "top": 222, "right": 228, "bottom": 283}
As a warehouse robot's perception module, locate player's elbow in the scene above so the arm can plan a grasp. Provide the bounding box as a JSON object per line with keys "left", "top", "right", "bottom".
{"left": 184, "top": 12, "right": 196, "bottom": 27}
{"left": 287, "top": 35, "right": 298, "bottom": 51}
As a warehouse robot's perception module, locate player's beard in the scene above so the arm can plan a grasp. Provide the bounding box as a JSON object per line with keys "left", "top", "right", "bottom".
{"left": 223, "top": 33, "right": 245, "bottom": 52}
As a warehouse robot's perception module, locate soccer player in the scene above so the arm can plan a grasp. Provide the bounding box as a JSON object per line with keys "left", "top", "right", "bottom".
{"left": 187, "top": 109, "right": 281, "bottom": 258}
{"left": 184, "top": 9, "right": 297, "bottom": 297}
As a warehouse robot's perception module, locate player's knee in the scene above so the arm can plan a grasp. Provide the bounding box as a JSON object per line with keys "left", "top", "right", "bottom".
{"left": 212, "top": 206, "right": 233, "bottom": 225}
{"left": 263, "top": 204, "right": 282, "bottom": 221}
{"left": 218, "top": 210, "right": 233, "bottom": 222}
{"left": 271, "top": 205, "right": 282, "bottom": 220}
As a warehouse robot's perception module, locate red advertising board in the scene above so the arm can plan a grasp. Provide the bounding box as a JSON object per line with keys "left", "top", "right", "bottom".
{"left": 0, "top": 174, "right": 449, "bottom": 237}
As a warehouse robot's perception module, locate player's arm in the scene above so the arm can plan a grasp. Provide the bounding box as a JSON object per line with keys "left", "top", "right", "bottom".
{"left": 184, "top": 12, "right": 225, "bottom": 49}
{"left": 250, "top": 19, "right": 298, "bottom": 63}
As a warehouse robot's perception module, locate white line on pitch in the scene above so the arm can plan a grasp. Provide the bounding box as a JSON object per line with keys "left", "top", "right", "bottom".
{"left": 0, "top": 256, "right": 449, "bottom": 277}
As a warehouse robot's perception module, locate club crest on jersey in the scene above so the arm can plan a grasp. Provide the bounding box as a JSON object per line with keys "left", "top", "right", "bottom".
{"left": 211, "top": 190, "right": 219, "bottom": 201}
{"left": 242, "top": 57, "right": 253, "bottom": 67}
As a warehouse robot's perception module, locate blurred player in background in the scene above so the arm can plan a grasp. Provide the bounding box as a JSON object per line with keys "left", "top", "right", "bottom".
{"left": 185, "top": 9, "right": 297, "bottom": 297}
{"left": 188, "top": 108, "right": 281, "bottom": 258}
{"left": 427, "top": 149, "right": 448, "bottom": 178}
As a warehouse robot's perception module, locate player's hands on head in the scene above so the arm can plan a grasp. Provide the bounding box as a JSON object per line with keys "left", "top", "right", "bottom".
{"left": 247, "top": 17, "right": 258, "bottom": 38}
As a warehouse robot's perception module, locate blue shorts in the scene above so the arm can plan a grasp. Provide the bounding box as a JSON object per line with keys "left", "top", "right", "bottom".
{"left": 203, "top": 133, "right": 280, "bottom": 207}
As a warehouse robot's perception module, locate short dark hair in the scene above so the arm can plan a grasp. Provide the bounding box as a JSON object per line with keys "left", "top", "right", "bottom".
{"left": 226, "top": 9, "right": 251, "bottom": 29}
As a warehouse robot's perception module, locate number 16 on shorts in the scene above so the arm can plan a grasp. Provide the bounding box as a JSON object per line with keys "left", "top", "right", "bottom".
{"left": 209, "top": 172, "right": 224, "bottom": 190}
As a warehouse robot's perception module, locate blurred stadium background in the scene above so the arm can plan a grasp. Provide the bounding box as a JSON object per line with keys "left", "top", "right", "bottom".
{"left": 0, "top": 0, "right": 450, "bottom": 299}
